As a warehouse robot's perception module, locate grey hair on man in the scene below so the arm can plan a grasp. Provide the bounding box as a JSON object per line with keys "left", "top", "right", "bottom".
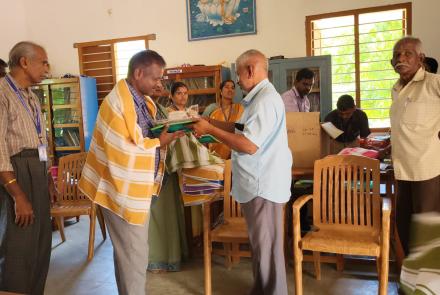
{"left": 236, "top": 49, "right": 268, "bottom": 72}
{"left": 8, "top": 41, "right": 46, "bottom": 69}
{"left": 393, "top": 36, "right": 424, "bottom": 55}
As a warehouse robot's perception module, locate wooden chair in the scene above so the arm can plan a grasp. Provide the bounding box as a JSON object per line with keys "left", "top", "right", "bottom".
{"left": 51, "top": 152, "right": 106, "bottom": 261}
{"left": 203, "top": 159, "right": 250, "bottom": 295}
{"left": 292, "top": 155, "right": 391, "bottom": 295}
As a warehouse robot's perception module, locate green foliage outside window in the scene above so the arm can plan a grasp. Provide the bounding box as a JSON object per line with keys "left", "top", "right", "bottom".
{"left": 313, "top": 14, "right": 406, "bottom": 127}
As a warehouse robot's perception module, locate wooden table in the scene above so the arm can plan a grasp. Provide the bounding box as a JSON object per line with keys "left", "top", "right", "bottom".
{"left": 183, "top": 194, "right": 223, "bottom": 258}
{"left": 201, "top": 195, "right": 223, "bottom": 295}
{"left": 292, "top": 167, "right": 314, "bottom": 181}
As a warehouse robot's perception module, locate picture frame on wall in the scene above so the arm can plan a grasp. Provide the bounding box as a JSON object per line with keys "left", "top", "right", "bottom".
{"left": 186, "top": 0, "right": 257, "bottom": 41}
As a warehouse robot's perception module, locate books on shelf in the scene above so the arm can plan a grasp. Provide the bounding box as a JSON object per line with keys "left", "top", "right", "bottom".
{"left": 62, "top": 131, "right": 73, "bottom": 146}
{"left": 61, "top": 129, "right": 80, "bottom": 147}
{"left": 71, "top": 130, "right": 80, "bottom": 146}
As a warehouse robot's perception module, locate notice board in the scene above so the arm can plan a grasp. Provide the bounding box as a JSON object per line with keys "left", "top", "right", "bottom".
{"left": 285, "top": 112, "right": 327, "bottom": 168}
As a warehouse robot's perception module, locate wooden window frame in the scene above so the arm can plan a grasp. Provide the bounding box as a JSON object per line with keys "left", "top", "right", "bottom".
{"left": 74, "top": 34, "right": 156, "bottom": 104}
{"left": 306, "top": 3, "right": 412, "bottom": 131}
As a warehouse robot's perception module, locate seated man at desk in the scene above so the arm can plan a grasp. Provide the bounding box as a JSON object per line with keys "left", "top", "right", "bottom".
{"left": 324, "top": 94, "right": 371, "bottom": 154}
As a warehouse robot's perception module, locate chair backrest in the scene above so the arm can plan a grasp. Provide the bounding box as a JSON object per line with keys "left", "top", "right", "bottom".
{"left": 222, "top": 160, "right": 243, "bottom": 218}
{"left": 56, "top": 152, "right": 89, "bottom": 204}
{"left": 312, "top": 155, "right": 381, "bottom": 232}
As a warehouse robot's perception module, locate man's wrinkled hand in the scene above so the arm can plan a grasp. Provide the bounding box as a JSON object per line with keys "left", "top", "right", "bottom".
{"left": 377, "top": 145, "right": 391, "bottom": 160}
{"left": 159, "top": 125, "right": 185, "bottom": 147}
{"left": 189, "top": 117, "right": 212, "bottom": 137}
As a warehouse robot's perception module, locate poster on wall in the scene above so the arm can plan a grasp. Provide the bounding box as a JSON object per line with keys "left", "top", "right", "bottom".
{"left": 186, "top": 0, "right": 257, "bottom": 41}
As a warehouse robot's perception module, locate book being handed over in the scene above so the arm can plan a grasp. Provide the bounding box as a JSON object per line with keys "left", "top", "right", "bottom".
{"left": 151, "top": 104, "right": 199, "bottom": 136}
{"left": 321, "top": 122, "right": 344, "bottom": 139}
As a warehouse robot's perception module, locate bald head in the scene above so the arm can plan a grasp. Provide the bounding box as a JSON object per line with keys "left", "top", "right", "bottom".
{"left": 235, "top": 49, "right": 268, "bottom": 93}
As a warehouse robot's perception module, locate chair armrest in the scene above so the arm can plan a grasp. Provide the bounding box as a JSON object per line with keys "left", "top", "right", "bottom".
{"left": 380, "top": 197, "right": 391, "bottom": 259}
{"left": 292, "top": 194, "right": 313, "bottom": 213}
{"left": 381, "top": 197, "right": 391, "bottom": 239}
{"left": 381, "top": 197, "right": 391, "bottom": 218}
{"left": 292, "top": 195, "right": 313, "bottom": 248}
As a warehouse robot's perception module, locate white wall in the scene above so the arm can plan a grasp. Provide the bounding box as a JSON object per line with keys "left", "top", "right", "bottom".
{"left": 411, "top": 0, "right": 440, "bottom": 60}
{"left": 0, "top": 0, "right": 28, "bottom": 63}
{"left": 1, "top": 0, "right": 438, "bottom": 76}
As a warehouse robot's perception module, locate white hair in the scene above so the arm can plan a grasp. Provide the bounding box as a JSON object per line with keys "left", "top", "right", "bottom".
{"left": 236, "top": 49, "right": 268, "bottom": 71}
{"left": 393, "top": 36, "right": 423, "bottom": 55}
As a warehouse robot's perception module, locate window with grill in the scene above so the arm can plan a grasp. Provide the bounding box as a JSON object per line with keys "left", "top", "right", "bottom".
{"left": 306, "top": 3, "right": 411, "bottom": 128}
{"left": 74, "top": 34, "right": 156, "bottom": 105}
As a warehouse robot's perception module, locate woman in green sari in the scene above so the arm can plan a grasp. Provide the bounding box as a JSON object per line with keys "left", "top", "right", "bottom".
{"left": 147, "top": 82, "right": 188, "bottom": 272}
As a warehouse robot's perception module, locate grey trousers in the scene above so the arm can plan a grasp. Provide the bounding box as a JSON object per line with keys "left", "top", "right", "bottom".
{"left": 0, "top": 150, "right": 52, "bottom": 295}
{"left": 396, "top": 175, "right": 440, "bottom": 255}
{"left": 241, "top": 197, "right": 288, "bottom": 295}
{"left": 101, "top": 206, "right": 150, "bottom": 295}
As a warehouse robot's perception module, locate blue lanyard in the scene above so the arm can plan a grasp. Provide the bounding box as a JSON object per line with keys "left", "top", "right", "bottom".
{"left": 5, "top": 75, "right": 43, "bottom": 140}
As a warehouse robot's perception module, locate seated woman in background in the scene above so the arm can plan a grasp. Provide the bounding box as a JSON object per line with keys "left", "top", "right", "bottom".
{"left": 167, "top": 81, "right": 189, "bottom": 112}
{"left": 147, "top": 81, "right": 188, "bottom": 273}
{"left": 208, "top": 79, "right": 243, "bottom": 159}
{"left": 324, "top": 94, "right": 371, "bottom": 154}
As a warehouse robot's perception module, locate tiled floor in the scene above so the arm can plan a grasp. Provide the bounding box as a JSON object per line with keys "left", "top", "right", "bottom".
{"left": 45, "top": 219, "right": 399, "bottom": 295}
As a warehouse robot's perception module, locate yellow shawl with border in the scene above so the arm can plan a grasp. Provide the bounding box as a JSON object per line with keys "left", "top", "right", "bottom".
{"left": 79, "top": 79, "right": 165, "bottom": 225}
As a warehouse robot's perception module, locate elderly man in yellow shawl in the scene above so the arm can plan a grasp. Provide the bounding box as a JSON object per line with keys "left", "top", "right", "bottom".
{"left": 78, "top": 50, "right": 183, "bottom": 295}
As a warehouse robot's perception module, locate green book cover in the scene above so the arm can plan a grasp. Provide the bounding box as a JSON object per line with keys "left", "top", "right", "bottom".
{"left": 198, "top": 134, "right": 220, "bottom": 144}
{"left": 151, "top": 120, "right": 194, "bottom": 137}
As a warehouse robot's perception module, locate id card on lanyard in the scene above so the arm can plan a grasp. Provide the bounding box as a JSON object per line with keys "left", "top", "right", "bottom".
{"left": 5, "top": 76, "right": 48, "bottom": 162}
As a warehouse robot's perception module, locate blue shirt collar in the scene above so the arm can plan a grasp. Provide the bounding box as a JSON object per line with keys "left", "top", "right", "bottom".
{"left": 241, "top": 79, "right": 270, "bottom": 106}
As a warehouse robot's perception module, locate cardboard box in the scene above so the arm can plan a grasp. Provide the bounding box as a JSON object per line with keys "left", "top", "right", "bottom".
{"left": 285, "top": 112, "right": 331, "bottom": 168}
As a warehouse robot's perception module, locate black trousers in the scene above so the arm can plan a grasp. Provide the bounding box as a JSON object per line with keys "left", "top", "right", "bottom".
{"left": 0, "top": 150, "right": 52, "bottom": 295}
{"left": 396, "top": 175, "right": 440, "bottom": 256}
{"left": 286, "top": 181, "right": 311, "bottom": 237}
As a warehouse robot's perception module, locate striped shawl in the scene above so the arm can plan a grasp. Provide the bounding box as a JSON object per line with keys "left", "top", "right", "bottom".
{"left": 78, "top": 79, "right": 165, "bottom": 225}
{"left": 400, "top": 212, "right": 440, "bottom": 294}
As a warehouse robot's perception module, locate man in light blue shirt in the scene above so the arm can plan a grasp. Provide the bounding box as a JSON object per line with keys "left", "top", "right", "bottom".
{"left": 191, "top": 49, "right": 292, "bottom": 295}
